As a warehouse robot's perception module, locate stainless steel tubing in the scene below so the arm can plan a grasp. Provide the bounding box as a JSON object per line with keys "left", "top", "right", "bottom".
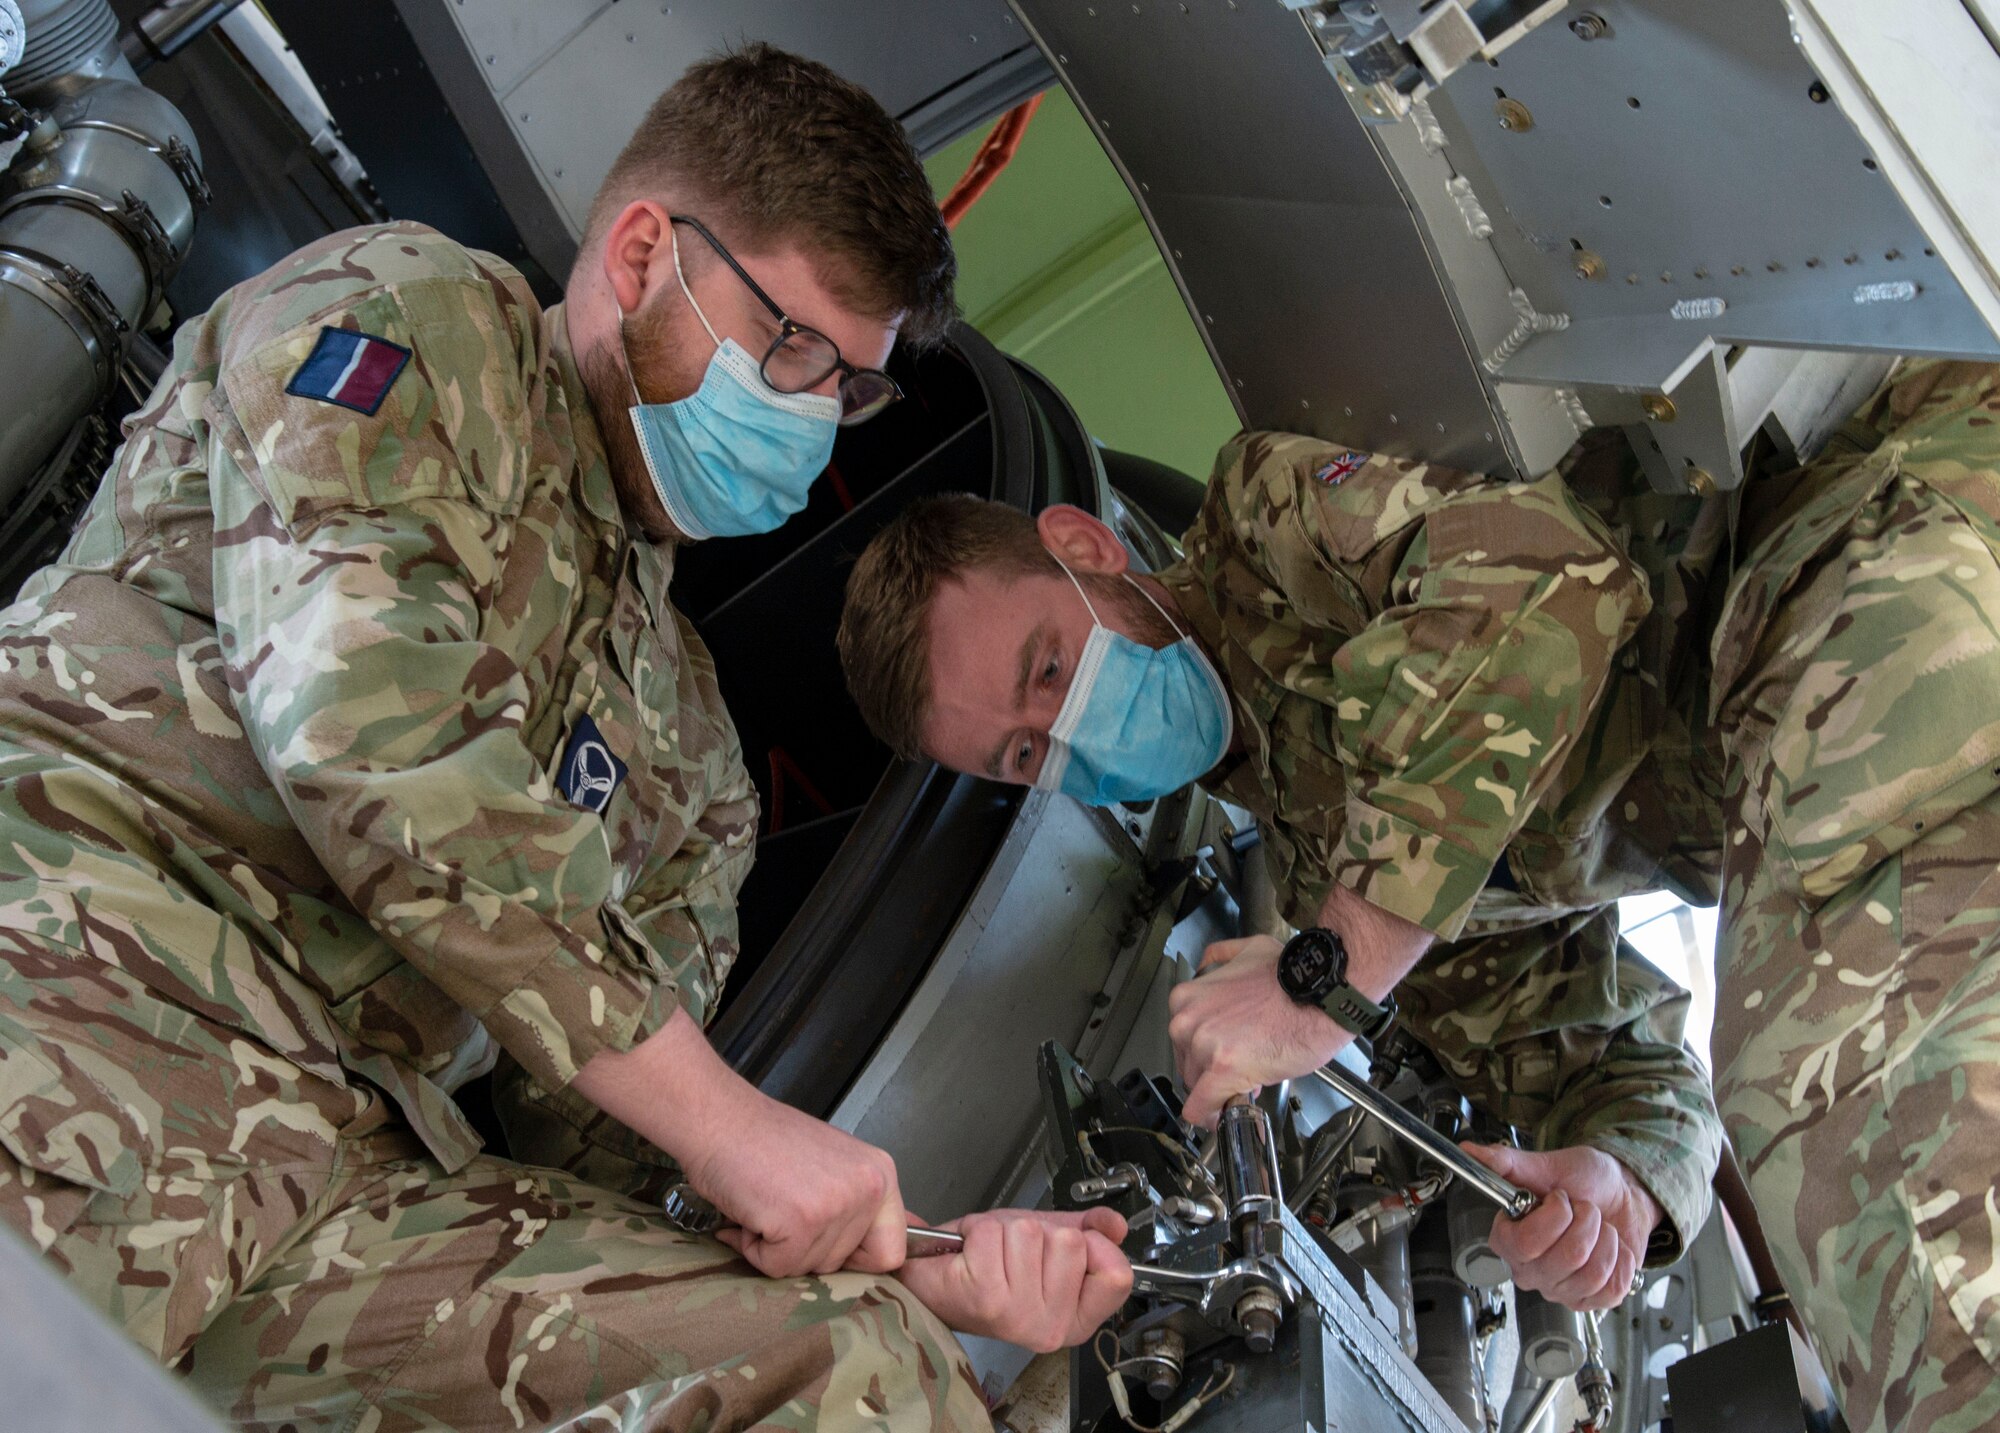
{"left": 1309, "top": 1062, "right": 1537, "bottom": 1219}
{"left": 1499, "top": 1373, "right": 1562, "bottom": 1433}
{"left": 121, "top": 0, "right": 246, "bottom": 70}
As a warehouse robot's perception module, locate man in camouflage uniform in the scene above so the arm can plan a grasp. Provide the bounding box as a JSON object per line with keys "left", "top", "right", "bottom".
{"left": 837, "top": 431, "right": 1729, "bottom": 1310}
{"left": 838, "top": 362, "right": 2000, "bottom": 1428}
{"left": 0, "top": 45, "right": 1131, "bottom": 1433}
{"left": 1699, "top": 360, "right": 2000, "bottom": 1433}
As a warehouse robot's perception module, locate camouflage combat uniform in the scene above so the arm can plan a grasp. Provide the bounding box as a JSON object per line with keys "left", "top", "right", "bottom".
{"left": 1167, "top": 363, "right": 2000, "bottom": 1429}
{"left": 1706, "top": 360, "right": 2000, "bottom": 1433}
{"left": 0, "top": 222, "right": 988, "bottom": 1432}
{"left": 1155, "top": 431, "right": 1728, "bottom": 1261}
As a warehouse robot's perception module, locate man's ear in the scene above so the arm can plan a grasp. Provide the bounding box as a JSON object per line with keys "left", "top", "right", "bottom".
{"left": 600, "top": 200, "right": 673, "bottom": 317}
{"left": 1037, "top": 505, "right": 1129, "bottom": 576}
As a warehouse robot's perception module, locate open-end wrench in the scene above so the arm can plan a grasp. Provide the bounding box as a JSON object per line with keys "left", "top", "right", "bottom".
{"left": 1309, "top": 1063, "right": 1537, "bottom": 1219}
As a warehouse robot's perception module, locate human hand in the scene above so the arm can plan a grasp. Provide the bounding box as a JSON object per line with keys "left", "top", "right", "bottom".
{"left": 1167, "top": 935, "right": 1350, "bottom": 1128}
{"left": 689, "top": 1088, "right": 908, "bottom": 1278}
{"left": 895, "top": 1208, "right": 1134, "bottom": 1352}
{"left": 1461, "top": 1143, "right": 1662, "bottom": 1311}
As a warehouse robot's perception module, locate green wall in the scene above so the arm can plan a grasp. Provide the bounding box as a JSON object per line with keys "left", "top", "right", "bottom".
{"left": 925, "top": 89, "right": 1241, "bottom": 484}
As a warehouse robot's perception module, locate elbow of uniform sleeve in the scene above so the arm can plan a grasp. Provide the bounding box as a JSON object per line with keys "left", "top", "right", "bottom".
{"left": 1333, "top": 792, "right": 1499, "bottom": 940}
{"left": 1585, "top": 1120, "right": 1720, "bottom": 1268}
{"left": 486, "top": 913, "right": 688, "bottom": 1092}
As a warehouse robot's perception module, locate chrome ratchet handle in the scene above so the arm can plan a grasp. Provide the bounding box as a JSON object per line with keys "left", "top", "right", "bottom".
{"left": 1308, "top": 1063, "right": 1537, "bottom": 1220}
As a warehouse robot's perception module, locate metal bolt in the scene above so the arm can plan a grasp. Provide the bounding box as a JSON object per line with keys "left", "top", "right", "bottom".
{"left": 1642, "top": 394, "right": 1677, "bottom": 423}
{"left": 1569, "top": 13, "right": 1608, "bottom": 40}
{"left": 1496, "top": 98, "right": 1534, "bottom": 132}
{"left": 1686, "top": 468, "right": 1717, "bottom": 496}
{"left": 1235, "top": 1289, "right": 1284, "bottom": 1355}
{"left": 1573, "top": 250, "right": 1606, "bottom": 281}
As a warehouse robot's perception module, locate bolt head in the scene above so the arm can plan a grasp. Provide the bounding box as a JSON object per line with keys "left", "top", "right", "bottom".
{"left": 1687, "top": 468, "right": 1717, "bottom": 497}
{"left": 1642, "top": 394, "right": 1677, "bottom": 423}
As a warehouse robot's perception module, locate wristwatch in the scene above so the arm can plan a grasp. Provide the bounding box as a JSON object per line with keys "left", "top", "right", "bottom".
{"left": 1276, "top": 927, "right": 1397, "bottom": 1042}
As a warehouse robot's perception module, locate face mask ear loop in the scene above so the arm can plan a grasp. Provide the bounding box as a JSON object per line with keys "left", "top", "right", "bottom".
{"left": 1122, "top": 572, "right": 1192, "bottom": 642}
{"left": 670, "top": 223, "right": 723, "bottom": 349}
{"left": 618, "top": 314, "right": 644, "bottom": 408}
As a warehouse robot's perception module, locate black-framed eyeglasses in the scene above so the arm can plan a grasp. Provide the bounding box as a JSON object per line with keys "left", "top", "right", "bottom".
{"left": 670, "top": 214, "right": 902, "bottom": 427}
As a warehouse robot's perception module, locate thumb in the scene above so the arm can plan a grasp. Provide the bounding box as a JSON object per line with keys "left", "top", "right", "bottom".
{"left": 1079, "top": 1206, "right": 1129, "bottom": 1243}
{"left": 1196, "top": 936, "right": 1260, "bottom": 972}
{"left": 1459, "top": 1141, "right": 1559, "bottom": 1195}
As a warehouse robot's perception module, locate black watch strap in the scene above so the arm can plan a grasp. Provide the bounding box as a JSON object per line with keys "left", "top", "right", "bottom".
{"left": 1278, "top": 927, "right": 1397, "bottom": 1042}
{"left": 1322, "top": 983, "right": 1397, "bottom": 1044}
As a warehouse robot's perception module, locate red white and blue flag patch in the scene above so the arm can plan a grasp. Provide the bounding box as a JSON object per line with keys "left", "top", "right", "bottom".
{"left": 1314, "top": 452, "right": 1367, "bottom": 486}
{"left": 285, "top": 327, "right": 411, "bottom": 415}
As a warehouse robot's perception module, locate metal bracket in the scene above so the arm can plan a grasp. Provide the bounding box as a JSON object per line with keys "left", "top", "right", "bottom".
{"left": 157, "top": 134, "right": 208, "bottom": 209}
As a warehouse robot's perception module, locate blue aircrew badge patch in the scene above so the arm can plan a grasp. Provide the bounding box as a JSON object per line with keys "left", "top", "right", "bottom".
{"left": 559, "top": 715, "right": 627, "bottom": 815}
{"left": 285, "top": 326, "right": 411, "bottom": 415}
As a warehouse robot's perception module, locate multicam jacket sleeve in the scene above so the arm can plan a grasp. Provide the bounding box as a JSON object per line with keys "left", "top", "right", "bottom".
{"left": 1205, "top": 432, "right": 1652, "bottom": 941}
{"left": 202, "top": 270, "right": 681, "bottom": 1094}
{"left": 1176, "top": 433, "right": 1718, "bottom": 1250}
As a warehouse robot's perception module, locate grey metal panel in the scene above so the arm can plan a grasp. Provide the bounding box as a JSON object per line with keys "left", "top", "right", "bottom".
{"left": 1009, "top": 0, "right": 1511, "bottom": 474}
{"left": 1427, "top": 0, "right": 2000, "bottom": 381}
{"left": 397, "top": 0, "right": 1041, "bottom": 280}
{"left": 1, "top": 1224, "right": 226, "bottom": 1432}
{"left": 392, "top": 0, "right": 589, "bottom": 282}
{"left": 832, "top": 789, "right": 1155, "bottom": 1221}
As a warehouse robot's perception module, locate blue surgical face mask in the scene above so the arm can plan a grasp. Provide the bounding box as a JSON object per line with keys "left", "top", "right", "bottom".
{"left": 1035, "top": 560, "right": 1234, "bottom": 807}
{"left": 623, "top": 228, "right": 839, "bottom": 540}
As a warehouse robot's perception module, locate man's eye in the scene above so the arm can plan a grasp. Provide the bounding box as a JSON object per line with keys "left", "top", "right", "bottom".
{"left": 1041, "top": 656, "right": 1059, "bottom": 686}
{"left": 1016, "top": 739, "right": 1034, "bottom": 773}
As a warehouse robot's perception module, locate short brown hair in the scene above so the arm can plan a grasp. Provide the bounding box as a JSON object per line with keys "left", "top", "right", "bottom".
{"left": 584, "top": 43, "right": 958, "bottom": 347}
{"left": 840, "top": 495, "right": 1056, "bottom": 759}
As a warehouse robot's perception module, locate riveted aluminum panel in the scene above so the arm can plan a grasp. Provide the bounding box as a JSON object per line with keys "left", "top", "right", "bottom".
{"left": 1009, "top": 0, "right": 1514, "bottom": 475}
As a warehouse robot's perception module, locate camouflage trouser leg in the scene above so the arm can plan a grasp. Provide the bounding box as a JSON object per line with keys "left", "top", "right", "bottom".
{"left": 183, "top": 1153, "right": 989, "bottom": 1433}
{"left": 1711, "top": 360, "right": 2000, "bottom": 1433}
{"left": 0, "top": 936, "right": 988, "bottom": 1432}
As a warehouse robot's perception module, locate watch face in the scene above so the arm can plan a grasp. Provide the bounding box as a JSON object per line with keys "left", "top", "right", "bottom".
{"left": 1282, "top": 929, "right": 1342, "bottom": 1000}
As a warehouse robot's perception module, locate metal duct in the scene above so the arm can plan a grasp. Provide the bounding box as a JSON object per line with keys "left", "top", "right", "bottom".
{"left": 0, "top": 11, "right": 203, "bottom": 510}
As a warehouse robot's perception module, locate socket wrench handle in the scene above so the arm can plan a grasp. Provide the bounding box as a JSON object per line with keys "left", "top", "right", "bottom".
{"left": 1308, "top": 1063, "right": 1537, "bottom": 1220}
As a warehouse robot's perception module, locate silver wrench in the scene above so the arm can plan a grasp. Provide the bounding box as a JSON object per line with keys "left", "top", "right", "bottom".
{"left": 1309, "top": 1063, "right": 1537, "bottom": 1219}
